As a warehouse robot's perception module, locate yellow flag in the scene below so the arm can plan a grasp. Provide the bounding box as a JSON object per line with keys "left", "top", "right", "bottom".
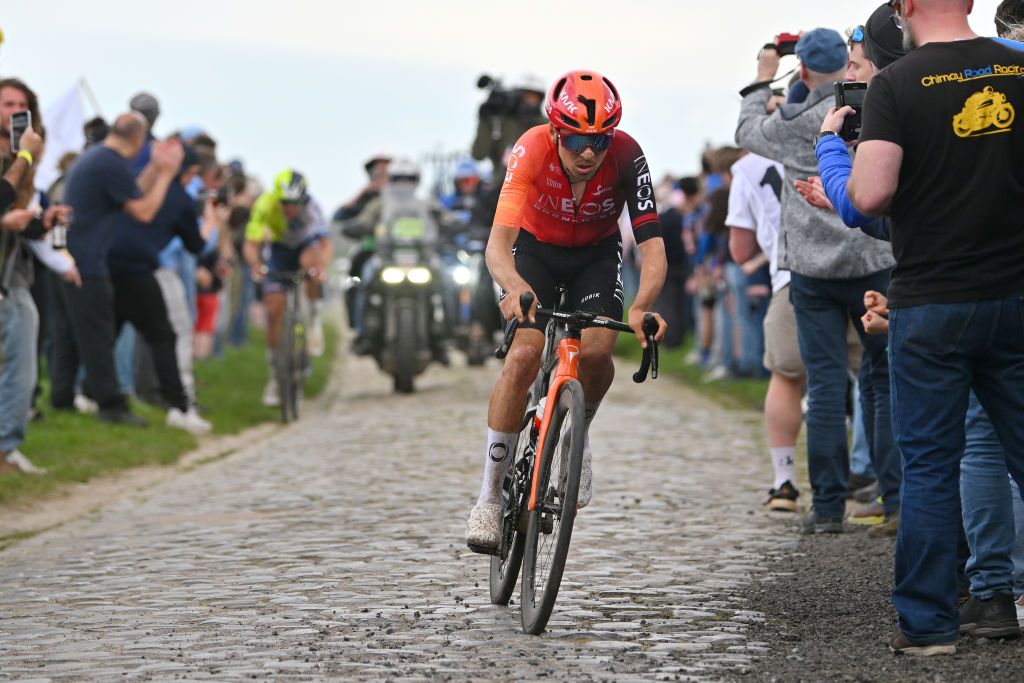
{"left": 0, "top": 26, "right": 5, "bottom": 46}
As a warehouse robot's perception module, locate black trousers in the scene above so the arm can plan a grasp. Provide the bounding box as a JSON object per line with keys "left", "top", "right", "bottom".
{"left": 111, "top": 272, "right": 187, "bottom": 412}
{"left": 52, "top": 276, "right": 127, "bottom": 411}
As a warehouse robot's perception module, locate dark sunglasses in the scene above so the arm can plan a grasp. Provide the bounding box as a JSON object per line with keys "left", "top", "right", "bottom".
{"left": 887, "top": 0, "right": 903, "bottom": 29}
{"left": 559, "top": 132, "right": 614, "bottom": 154}
{"left": 849, "top": 25, "right": 865, "bottom": 43}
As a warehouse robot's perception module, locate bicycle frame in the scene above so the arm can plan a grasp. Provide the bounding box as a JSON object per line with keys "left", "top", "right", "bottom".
{"left": 528, "top": 332, "right": 582, "bottom": 512}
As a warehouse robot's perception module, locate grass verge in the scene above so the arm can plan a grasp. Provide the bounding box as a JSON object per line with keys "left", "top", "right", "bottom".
{"left": 0, "top": 323, "right": 338, "bottom": 507}
{"left": 614, "top": 333, "right": 768, "bottom": 412}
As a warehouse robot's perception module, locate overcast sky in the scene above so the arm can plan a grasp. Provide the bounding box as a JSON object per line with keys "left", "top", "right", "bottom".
{"left": 1, "top": 0, "right": 1003, "bottom": 211}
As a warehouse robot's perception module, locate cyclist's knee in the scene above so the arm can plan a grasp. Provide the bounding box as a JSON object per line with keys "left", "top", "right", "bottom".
{"left": 502, "top": 345, "right": 542, "bottom": 386}
{"left": 579, "top": 347, "right": 613, "bottom": 371}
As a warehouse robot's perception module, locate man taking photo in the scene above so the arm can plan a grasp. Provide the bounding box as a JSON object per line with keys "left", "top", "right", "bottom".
{"left": 848, "top": 0, "right": 1024, "bottom": 656}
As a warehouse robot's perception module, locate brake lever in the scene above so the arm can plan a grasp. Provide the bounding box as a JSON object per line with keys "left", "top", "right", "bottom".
{"left": 495, "top": 292, "right": 535, "bottom": 359}
{"left": 632, "top": 314, "right": 660, "bottom": 383}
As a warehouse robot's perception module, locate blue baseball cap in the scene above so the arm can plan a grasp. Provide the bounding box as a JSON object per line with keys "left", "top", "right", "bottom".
{"left": 796, "top": 28, "right": 849, "bottom": 74}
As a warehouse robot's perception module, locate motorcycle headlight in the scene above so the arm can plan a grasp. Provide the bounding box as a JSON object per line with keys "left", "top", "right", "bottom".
{"left": 407, "top": 267, "right": 432, "bottom": 285}
{"left": 381, "top": 267, "right": 405, "bottom": 284}
{"left": 452, "top": 265, "right": 472, "bottom": 285}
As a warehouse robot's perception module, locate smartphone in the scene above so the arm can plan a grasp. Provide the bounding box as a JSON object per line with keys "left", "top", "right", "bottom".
{"left": 10, "top": 110, "right": 31, "bottom": 152}
{"left": 834, "top": 81, "right": 868, "bottom": 142}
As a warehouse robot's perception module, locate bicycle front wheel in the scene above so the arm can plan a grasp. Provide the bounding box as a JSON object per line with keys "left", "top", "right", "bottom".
{"left": 520, "top": 379, "right": 585, "bottom": 635}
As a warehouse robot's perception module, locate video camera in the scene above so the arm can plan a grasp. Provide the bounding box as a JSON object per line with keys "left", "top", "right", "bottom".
{"left": 477, "top": 74, "right": 527, "bottom": 119}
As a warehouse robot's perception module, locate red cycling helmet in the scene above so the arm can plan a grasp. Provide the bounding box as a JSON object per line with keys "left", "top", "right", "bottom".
{"left": 545, "top": 70, "right": 622, "bottom": 134}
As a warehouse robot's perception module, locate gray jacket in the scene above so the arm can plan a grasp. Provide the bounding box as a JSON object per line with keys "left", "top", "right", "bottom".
{"left": 735, "top": 85, "right": 894, "bottom": 279}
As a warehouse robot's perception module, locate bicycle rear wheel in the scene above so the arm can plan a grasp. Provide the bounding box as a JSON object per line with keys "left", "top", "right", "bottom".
{"left": 520, "top": 379, "right": 585, "bottom": 635}
{"left": 489, "top": 408, "right": 537, "bottom": 605}
{"left": 277, "top": 295, "right": 304, "bottom": 423}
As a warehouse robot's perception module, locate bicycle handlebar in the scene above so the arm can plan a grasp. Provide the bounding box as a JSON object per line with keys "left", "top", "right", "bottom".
{"left": 495, "top": 292, "right": 659, "bottom": 383}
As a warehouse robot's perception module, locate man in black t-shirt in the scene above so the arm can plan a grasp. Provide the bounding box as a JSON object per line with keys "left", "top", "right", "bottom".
{"left": 848, "top": 0, "right": 1024, "bottom": 656}
{"left": 56, "top": 113, "right": 183, "bottom": 426}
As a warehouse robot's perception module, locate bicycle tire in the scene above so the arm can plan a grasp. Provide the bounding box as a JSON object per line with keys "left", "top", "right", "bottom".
{"left": 489, "top": 409, "right": 535, "bottom": 605}
{"left": 276, "top": 302, "right": 298, "bottom": 423}
{"left": 520, "top": 379, "right": 585, "bottom": 635}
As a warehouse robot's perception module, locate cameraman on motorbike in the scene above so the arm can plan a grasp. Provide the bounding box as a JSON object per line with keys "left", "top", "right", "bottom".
{"left": 471, "top": 74, "right": 547, "bottom": 176}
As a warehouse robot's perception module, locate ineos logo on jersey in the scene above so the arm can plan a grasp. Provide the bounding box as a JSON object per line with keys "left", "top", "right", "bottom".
{"left": 535, "top": 193, "right": 616, "bottom": 218}
{"left": 488, "top": 442, "right": 509, "bottom": 462}
{"left": 633, "top": 154, "right": 655, "bottom": 212}
{"left": 593, "top": 184, "right": 612, "bottom": 197}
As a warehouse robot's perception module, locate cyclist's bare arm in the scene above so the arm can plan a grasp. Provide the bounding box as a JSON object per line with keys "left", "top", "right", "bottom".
{"left": 485, "top": 224, "right": 536, "bottom": 324}
{"left": 242, "top": 239, "right": 263, "bottom": 280}
{"left": 629, "top": 237, "right": 668, "bottom": 348}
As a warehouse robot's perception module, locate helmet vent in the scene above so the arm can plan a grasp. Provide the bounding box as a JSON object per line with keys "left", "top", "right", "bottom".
{"left": 559, "top": 113, "right": 581, "bottom": 129}
{"left": 580, "top": 74, "right": 593, "bottom": 81}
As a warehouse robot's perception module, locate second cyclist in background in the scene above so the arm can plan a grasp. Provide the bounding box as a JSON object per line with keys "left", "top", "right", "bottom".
{"left": 244, "top": 169, "right": 331, "bottom": 408}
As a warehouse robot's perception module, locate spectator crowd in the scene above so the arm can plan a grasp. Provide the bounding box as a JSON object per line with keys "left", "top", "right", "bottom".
{"left": 636, "top": 0, "right": 1024, "bottom": 656}
{"left": 0, "top": 80, "right": 267, "bottom": 475}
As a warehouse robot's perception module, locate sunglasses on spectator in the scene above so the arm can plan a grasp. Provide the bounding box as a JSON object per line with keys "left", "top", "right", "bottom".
{"left": 848, "top": 25, "right": 865, "bottom": 43}
{"left": 887, "top": 0, "right": 903, "bottom": 30}
{"left": 558, "top": 132, "right": 614, "bottom": 154}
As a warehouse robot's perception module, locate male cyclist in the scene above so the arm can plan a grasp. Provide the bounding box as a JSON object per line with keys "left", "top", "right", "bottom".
{"left": 465, "top": 70, "right": 668, "bottom": 553}
{"left": 244, "top": 169, "right": 331, "bottom": 407}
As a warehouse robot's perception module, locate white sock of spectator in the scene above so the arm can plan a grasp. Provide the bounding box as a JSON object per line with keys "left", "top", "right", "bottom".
{"left": 771, "top": 447, "right": 796, "bottom": 489}
{"left": 477, "top": 428, "right": 518, "bottom": 506}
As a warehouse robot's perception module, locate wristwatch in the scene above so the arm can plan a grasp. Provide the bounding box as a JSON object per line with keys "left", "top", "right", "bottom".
{"left": 814, "top": 130, "right": 839, "bottom": 147}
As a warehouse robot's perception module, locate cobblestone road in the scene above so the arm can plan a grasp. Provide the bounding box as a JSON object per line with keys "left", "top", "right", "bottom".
{"left": 0, "top": 353, "right": 794, "bottom": 681}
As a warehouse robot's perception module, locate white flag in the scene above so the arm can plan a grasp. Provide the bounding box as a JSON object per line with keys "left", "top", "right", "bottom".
{"left": 35, "top": 84, "right": 86, "bottom": 193}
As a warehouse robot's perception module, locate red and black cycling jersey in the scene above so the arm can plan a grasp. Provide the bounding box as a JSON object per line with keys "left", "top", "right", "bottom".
{"left": 493, "top": 125, "right": 660, "bottom": 247}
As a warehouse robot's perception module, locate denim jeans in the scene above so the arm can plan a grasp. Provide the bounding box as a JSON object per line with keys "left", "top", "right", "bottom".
{"left": 960, "top": 392, "right": 1016, "bottom": 600}
{"left": 889, "top": 294, "right": 1024, "bottom": 643}
{"left": 790, "top": 270, "right": 900, "bottom": 518}
{"left": 724, "top": 261, "right": 767, "bottom": 376}
{"left": 851, "top": 375, "right": 876, "bottom": 478}
{"left": 114, "top": 324, "right": 136, "bottom": 396}
{"left": 0, "top": 287, "right": 38, "bottom": 452}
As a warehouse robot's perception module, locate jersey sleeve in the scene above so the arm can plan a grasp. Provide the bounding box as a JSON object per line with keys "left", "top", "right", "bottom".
{"left": 616, "top": 133, "right": 660, "bottom": 244}
{"left": 492, "top": 128, "right": 545, "bottom": 229}
{"left": 725, "top": 171, "right": 756, "bottom": 230}
{"left": 305, "top": 198, "right": 330, "bottom": 237}
{"left": 245, "top": 193, "right": 273, "bottom": 242}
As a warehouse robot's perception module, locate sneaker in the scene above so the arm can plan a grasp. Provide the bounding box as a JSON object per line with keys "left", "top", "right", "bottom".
{"left": 98, "top": 408, "right": 149, "bottom": 427}
{"left": 766, "top": 481, "right": 799, "bottom": 512}
{"left": 702, "top": 365, "right": 731, "bottom": 383}
{"left": 352, "top": 336, "right": 374, "bottom": 357}
{"left": 868, "top": 512, "right": 900, "bottom": 538}
{"left": 307, "top": 315, "right": 325, "bottom": 358}
{"left": 262, "top": 378, "right": 280, "bottom": 408}
{"left": 854, "top": 483, "right": 879, "bottom": 504}
{"left": 850, "top": 498, "right": 885, "bottom": 525}
{"left": 578, "top": 442, "right": 593, "bottom": 508}
{"left": 959, "top": 593, "right": 1021, "bottom": 639}
{"left": 683, "top": 349, "right": 702, "bottom": 366}
{"left": 800, "top": 508, "right": 843, "bottom": 535}
{"left": 847, "top": 471, "right": 877, "bottom": 498}
{"left": 166, "top": 407, "right": 212, "bottom": 436}
{"left": 889, "top": 632, "right": 957, "bottom": 656}
{"left": 73, "top": 393, "right": 99, "bottom": 414}
{"left": 1016, "top": 594, "right": 1024, "bottom": 624}
{"left": 465, "top": 503, "right": 502, "bottom": 554}
{"left": 1, "top": 449, "right": 47, "bottom": 474}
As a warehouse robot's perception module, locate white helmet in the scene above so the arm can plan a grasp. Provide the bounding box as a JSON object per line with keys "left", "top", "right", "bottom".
{"left": 512, "top": 73, "right": 547, "bottom": 94}
{"left": 388, "top": 158, "right": 421, "bottom": 183}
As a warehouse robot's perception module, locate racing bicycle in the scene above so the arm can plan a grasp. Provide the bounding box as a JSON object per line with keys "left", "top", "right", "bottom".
{"left": 268, "top": 270, "right": 312, "bottom": 423}
{"left": 488, "top": 290, "right": 658, "bottom": 634}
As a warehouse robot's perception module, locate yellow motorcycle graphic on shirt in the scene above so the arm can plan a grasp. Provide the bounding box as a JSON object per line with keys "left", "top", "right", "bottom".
{"left": 953, "top": 86, "right": 1015, "bottom": 138}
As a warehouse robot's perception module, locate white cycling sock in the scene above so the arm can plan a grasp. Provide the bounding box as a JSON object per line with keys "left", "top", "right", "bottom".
{"left": 583, "top": 400, "right": 601, "bottom": 452}
{"left": 477, "top": 428, "right": 519, "bottom": 506}
{"left": 770, "top": 447, "right": 796, "bottom": 490}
